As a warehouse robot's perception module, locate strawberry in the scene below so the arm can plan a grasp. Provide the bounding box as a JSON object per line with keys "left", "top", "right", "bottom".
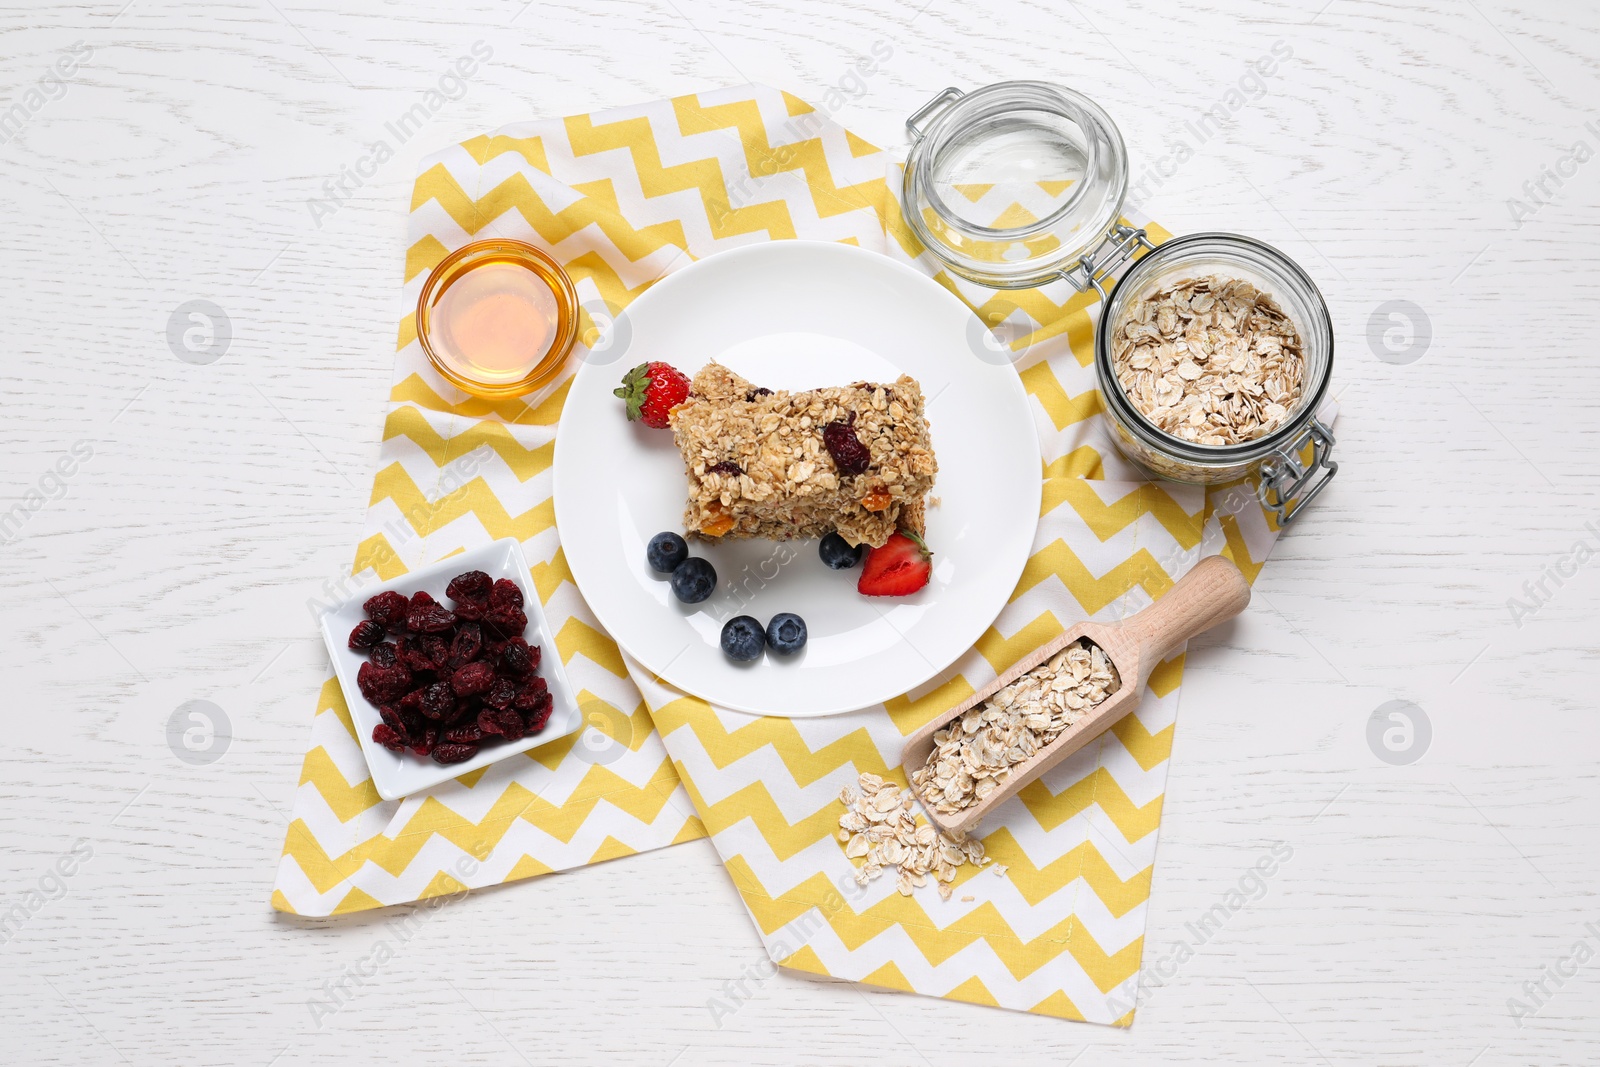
{"left": 615, "top": 361, "right": 691, "bottom": 429}
{"left": 857, "top": 530, "right": 933, "bottom": 597}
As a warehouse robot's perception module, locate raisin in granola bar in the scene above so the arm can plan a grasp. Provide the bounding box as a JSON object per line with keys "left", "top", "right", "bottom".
{"left": 668, "top": 363, "right": 937, "bottom": 548}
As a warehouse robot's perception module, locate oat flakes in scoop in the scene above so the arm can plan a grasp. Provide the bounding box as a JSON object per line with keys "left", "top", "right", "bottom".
{"left": 911, "top": 640, "right": 1120, "bottom": 818}
{"left": 1112, "top": 274, "right": 1305, "bottom": 446}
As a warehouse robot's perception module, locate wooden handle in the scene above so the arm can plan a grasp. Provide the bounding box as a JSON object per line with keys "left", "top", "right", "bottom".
{"left": 1125, "top": 555, "right": 1251, "bottom": 670}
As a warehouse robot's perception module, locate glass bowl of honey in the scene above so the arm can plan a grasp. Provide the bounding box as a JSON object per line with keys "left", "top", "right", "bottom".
{"left": 416, "top": 239, "right": 579, "bottom": 398}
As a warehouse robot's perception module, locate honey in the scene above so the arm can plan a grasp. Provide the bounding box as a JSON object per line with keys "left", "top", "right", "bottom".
{"left": 417, "top": 240, "right": 578, "bottom": 398}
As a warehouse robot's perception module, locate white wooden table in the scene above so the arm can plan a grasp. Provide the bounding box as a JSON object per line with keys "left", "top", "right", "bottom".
{"left": 3, "top": 0, "right": 1597, "bottom": 1062}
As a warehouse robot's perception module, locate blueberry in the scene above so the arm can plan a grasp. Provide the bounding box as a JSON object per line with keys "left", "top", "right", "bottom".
{"left": 647, "top": 531, "right": 688, "bottom": 573}
{"left": 766, "top": 613, "right": 806, "bottom": 655}
{"left": 670, "top": 557, "right": 717, "bottom": 604}
{"left": 721, "top": 615, "right": 766, "bottom": 661}
{"left": 818, "top": 532, "right": 863, "bottom": 570}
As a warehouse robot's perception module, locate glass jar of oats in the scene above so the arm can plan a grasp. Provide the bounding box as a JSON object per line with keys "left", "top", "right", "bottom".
{"left": 1093, "top": 232, "right": 1337, "bottom": 524}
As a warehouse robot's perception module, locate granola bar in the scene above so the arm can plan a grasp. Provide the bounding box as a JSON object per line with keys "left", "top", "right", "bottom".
{"left": 668, "top": 363, "right": 937, "bottom": 548}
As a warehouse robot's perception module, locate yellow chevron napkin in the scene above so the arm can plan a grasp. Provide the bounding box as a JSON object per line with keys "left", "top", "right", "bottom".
{"left": 271, "top": 83, "right": 1324, "bottom": 1030}
{"left": 562, "top": 87, "right": 1321, "bottom": 1026}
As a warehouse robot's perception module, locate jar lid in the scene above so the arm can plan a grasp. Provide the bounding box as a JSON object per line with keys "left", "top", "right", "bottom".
{"left": 902, "top": 82, "right": 1132, "bottom": 291}
{"left": 417, "top": 239, "right": 579, "bottom": 399}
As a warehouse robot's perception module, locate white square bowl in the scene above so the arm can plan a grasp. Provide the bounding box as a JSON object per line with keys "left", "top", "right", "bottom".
{"left": 317, "top": 538, "right": 582, "bottom": 801}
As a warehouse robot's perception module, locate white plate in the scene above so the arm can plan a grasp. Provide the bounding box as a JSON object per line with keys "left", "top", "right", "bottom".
{"left": 552, "top": 241, "right": 1041, "bottom": 717}
{"left": 318, "top": 538, "right": 582, "bottom": 800}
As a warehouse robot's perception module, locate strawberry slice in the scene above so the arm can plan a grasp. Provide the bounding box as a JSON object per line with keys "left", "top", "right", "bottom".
{"left": 857, "top": 530, "right": 933, "bottom": 597}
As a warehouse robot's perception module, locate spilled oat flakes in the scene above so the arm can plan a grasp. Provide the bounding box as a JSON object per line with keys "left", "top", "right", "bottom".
{"left": 838, "top": 772, "right": 988, "bottom": 901}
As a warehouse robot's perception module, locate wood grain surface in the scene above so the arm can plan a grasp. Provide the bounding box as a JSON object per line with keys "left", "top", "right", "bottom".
{"left": 1, "top": 0, "right": 1597, "bottom": 1063}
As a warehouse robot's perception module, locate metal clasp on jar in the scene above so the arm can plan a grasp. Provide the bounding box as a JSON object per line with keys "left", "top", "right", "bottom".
{"left": 1259, "top": 416, "right": 1338, "bottom": 525}
{"left": 1059, "top": 221, "right": 1156, "bottom": 300}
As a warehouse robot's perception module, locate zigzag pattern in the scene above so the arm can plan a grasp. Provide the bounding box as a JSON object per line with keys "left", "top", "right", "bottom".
{"left": 273, "top": 84, "right": 1300, "bottom": 1029}
{"left": 277, "top": 669, "right": 702, "bottom": 915}
{"left": 382, "top": 407, "right": 554, "bottom": 483}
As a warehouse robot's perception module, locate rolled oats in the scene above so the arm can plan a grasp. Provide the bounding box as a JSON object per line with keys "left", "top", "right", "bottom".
{"left": 837, "top": 772, "right": 988, "bottom": 899}
{"left": 911, "top": 640, "right": 1120, "bottom": 817}
{"left": 1111, "top": 275, "right": 1305, "bottom": 446}
{"left": 669, "top": 363, "right": 938, "bottom": 548}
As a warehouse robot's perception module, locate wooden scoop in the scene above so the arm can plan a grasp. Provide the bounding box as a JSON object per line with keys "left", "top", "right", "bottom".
{"left": 901, "top": 555, "right": 1252, "bottom": 837}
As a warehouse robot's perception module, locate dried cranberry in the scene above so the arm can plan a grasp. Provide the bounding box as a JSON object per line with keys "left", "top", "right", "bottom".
{"left": 388, "top": 663, "right": 415, "bottom": 693}
{"left": 372, "top": 724, "right": 407, "bottom": 751}
{"left": 389, "top": 671, "right": 418, "bottom": 703}
{"left": 483, "top": 678, "right": 517, "bottom": 710}
{"left": 399, "top": 636, "right": 434, "bottom": 672}
{"left": 500, "top": 638, "right": 538, "bottom": 677}
{"left": 443, "top": 721, "right": 484, "bottom": 744}
{"left": 451, "top": 660, "right": 495, "bottom": 697}
{"left": 378, "top": 705, "right": 409, "bottom": 741}
{"left": 707, "top": 461, "right": 744, "bottom": 476}
{"left": 446, "top": 696, "right": 479, "bottom": 724}
{"left": 488, "top": 579, "right": 524, "bottom": 612}
{"left": 370, "top": 641, "right": 398, "bottom": 669}
{"left": 358, "top": 661, "right": 411, "bottom": 704}
{"left": 512, "top": 677, "right": 549, "bottom": 712}
{"left": 745, "top": 388, "right": 773, "bottom": 401}
{"left": 408, "top": 603, "right": 457, "bottom": 634}
{"left": 432, "top": 742, "right": 479, "bottom": 765}
{"left": 449, "top": 623, "right": 483, "bottom": 668}
{"left": 410, "top": 590, "right": 436, "bottom": 609}
{"left": 398, "top": 689, "right": 423, "bottom": 714}
{"left": 452, "top": 597, "right": 485, "bottom": 621}
{"left": 409, "top": 726, "right": 438, "bottom": 756}
{"left": 524, "top": 703, "right": 553, "bottom": 734}
{"left": 363, "top": 590, "right": 409, "bottom": 629}
{"left": 486, "top": 607, "right": 528, "bottom": 637}
{"left": 521, "top": 690, "right": 552, "bottom": 722}
{"left": 822, "top": 412, "right": 871, "bottom": 475}
{"left": 418, "top": 680, "right": 455, "bottom": 720}
{"left": 420, "top": 634, "right": 448, "bottom": 669}
{"left": 347, "top": 620, "right": 384, "bottom": 650}
{"left": 482, "top": 707, "right": 524, "bottom": 741}
{"left": 447, "top": 570, "right": 492, "bottom": 602}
